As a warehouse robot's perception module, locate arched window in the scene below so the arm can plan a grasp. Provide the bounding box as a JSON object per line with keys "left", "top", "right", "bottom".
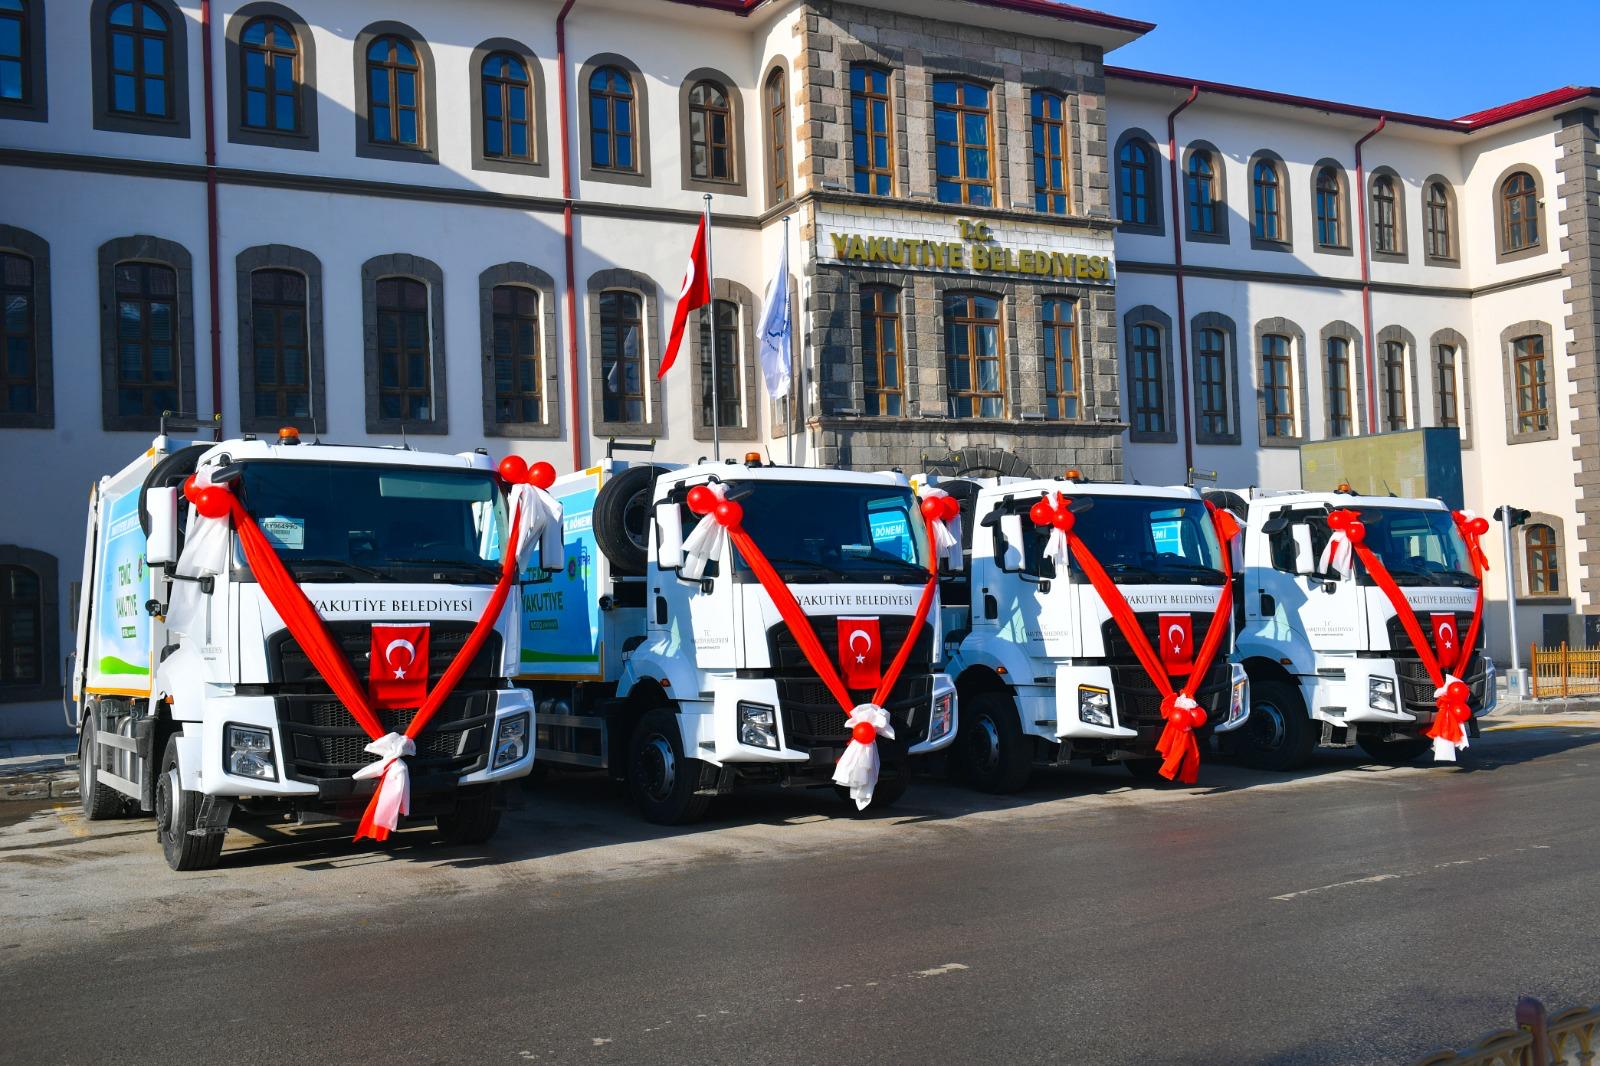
{"left": 1252, "top": 160, "right": 1283, "bottom": 242}
{"left": 367, "top": 35, "right": 422, "bottom": 146}
{"left": 698, "top": 298, "right": 742, "bottom": 429}
{"left": 850, "top": 66, "right": 893, "bottom": 195}
{"left": 933, "top": 79, "right": 993, "bottom": 207}
{"left": 107, "top": 0, "right": 172, "bottom": 118}
{"left": 1425, "top": 181, "right": 1452, "bottom": 259}
{"left": 240, "top": 16, "right": 299, "bottom": 132}
{"left": 0, "top": 560, "right": 41, "bottom": 688}
{"left": 944, "top": 292, "right": 1003, "bottom": 417}
{"left": 1502, "top": 171, "right": 1539, "bottom": 252}
{"left": 1186, "top": 150, "right": 1219, "bottom": 235}
{"left": 1512, "top": 333, "right": 1549, "bottom": 433}
{"left": 1434, "top": 342, "right": 1459, "bottom": 429}
{"left": 1525, "top": 524, "right": 1560, "bottom": 596}
{"left": 765, "top": 67, "right": 788, "bottom": 205}
{"left": 1042, "top": 296, "right": 1078, "bottom": 419}
{"left": 248, "top": 268, "right": 309, "bottom": 421}
{"left": 1118, "top": 139, "right": 1155, "bottom": 227}
{"left": 1381, "top": 339, "right": 1407, "bottom": 430}
{"left": 1259, "top": 333, "right": 1293, "bottom": 437}
{"left": 491, "top": 284, "right": 541, "bottom": 425}
{"left": 1031, "top": 90, "right": 1068, "bottom": 215}
{"left": 1315, "top": 166, "right": 1343, "bottom": 247}
{"left": 860, "top": 285, "right": 902, "bottom": 415}
{"left": 1196, "top": 326, "right": 1229, "bottom": 436}
{"left": 589, "top": 66, "right": 635, "bottom": 173}
{"left": 1326, "top": 335, "right": 1352, "bottom": 438}
{"left": 2, "top": 249, "right": 37, "bottom": 416}
{"left": 687, "top": 80, "right": 734, "bottom": 182}
{"left": 482, "top": 52, "right": 532, "bottom": 161}
{"left": 374, "top": 276, "right": 432, "bottom": 422}
{"left": 113, "top": 260, "right": 180, "bottom": 419}
{"left": 599, "top": 289, "right": 645, "bottom": 423}
{"left": 0, "top": 0, "right": 29, "bottom": 103}
{"left": 1372, "top": 175, "right": 1399, "bottom": 253}
{"left": 1129, "top": 322, "right": 1165, "bottom": 435}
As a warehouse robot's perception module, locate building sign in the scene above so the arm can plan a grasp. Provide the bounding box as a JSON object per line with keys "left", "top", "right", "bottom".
{"left": 827, "top": 219, "right": 1113, "bottom": 283}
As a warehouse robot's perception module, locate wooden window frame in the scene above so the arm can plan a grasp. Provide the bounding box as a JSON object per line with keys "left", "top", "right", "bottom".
{"left": 113, "top": 260, "right": 182, "bottom": 422}
{"left": 1525, "top": 524, "right": 1561, "bottom": 597}
{"left": 944, "top": 291, "right": 1005, "bottom": 418}
{"left": 598, "top": 289, "right": 647, "bottom": 425}
{"left": 1512, "top": 334, "right": 1549, "bottom": 434}
{"left": 373, "top": 276, "right": 433, "bottom": 424}
{"left": 1435, "top": 343, "right": 1459, "bottom": 429}
{"left": 765, "top": 67, "right": 789, "bottom": 206}
{"left": 1186, "top": 151, "right": 1219, "bottom": 236}
{"left": 589, "top": 66, "right": 636, "bottom": 174}
{"left": 481, "top": 51, "right": 532, "bottom": 162}
{"left": 932, "top": 78, "right": 994, "bottom": 208}
{"left": 247, "top": 267, "right": 311, "bottom": 423}
{"left": 1425, "top": 181, "right": 1452, "bottom": 260}
{"left": 1314, "top": 166, "right": 1344, "bottom": 248}
{"left": 238, "top": 15, "right": 299, "bottom": 133}
{"left": 1196, "top": 326, "right": 1229, "bottom": 437}
{"left": 1326, "top": 336, "right": 1353, "bottom": 438}
{"left": 1259, "top": 332, "right": 1294, "bottom": 438}
{"left": 0, "top": 561, "right": 42, "bottom": 687}
{"left": 0, "top": 0, "right": 30, "bottom": 106}
{"left": 697, "top": 298, "right": 743, "bottom": 430}
{"left": 366, "top": 34, "right": 422, "bottom": 148}
{"left": 687, "top": 80, "right": 735, "bottom": 184}
{"left": 1372, "top": 174, "right": 1399, "bottom": 255}
{"left": 1381, "top": 339, "right": 1408, "bottom": 431}
{"left": 1031, "top": 89, "right": 1069, "bottom": 215}
{"left": 490, "top": 283, "right": 543, "bottom": 428}
{"left": 1502, "top": 172, "right": 1539, "bottom": 253}
{"left": 1252, "top": 160, "right": 1283, "bottom": 243}
{"left": 1042, "top": 296, "right": 1080, "bottom": 419}
{"left": 850, "top": 65, "right": 893, "bottom": 196}
{"left": 1118, "top": 139, "right": 1155, "bottom": 228}
{"left": 860, "top": 285, "right": 904, "bottom": 416}
{"left": 107, "top": 0, "right": 173, "bottom": 119}
{"left": 1, "top": 249, "right": 37, "bottom": 418}
{"left": 1129, "top": 321, "right": 1165, "bottom": 435}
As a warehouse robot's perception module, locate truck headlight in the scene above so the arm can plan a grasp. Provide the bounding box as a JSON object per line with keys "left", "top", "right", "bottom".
{"left": 493, "top": 712, "right": 530, "bottom": 769}
{"left": 1227, "top": 675, "right": 1249, "bottom": 728}
{"left": 224, "top": 723, "right": 277, "bottom": 781}
{"left": 1078, "top": 686, "right": 1113, "bottom": 728}
{"left": 930, "top": 690, "right": 954, "bottom": 742}
{"left": 1369, "top": 677, "right": 1398, "bottom": 713}
{"left": 737, "top": 701, "right": 779, "bottom": 750}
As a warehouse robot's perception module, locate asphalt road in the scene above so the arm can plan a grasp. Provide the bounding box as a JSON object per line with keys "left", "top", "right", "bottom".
{"left": 3, "top": 719, "right": 1598, "bottom": 1065}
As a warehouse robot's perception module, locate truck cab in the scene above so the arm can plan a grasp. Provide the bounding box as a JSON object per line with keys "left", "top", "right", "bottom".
{"left": 520, "top": 456, "right": 957, "bottom": 823}
{"left": 74, "top": 432, "right": 538, "bottom": 869}
{"left": 932, "top": 473, "right": 1249, "bottom": 792}
{"left": 1222, "top": 488, "right": 1496, "bottom": 768}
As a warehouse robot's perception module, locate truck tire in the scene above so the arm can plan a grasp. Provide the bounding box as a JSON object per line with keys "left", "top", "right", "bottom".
{"left": 79, "top": 707, "right": 125, "bottom": 820}
{"left": 154, "top": 736, "right": 225, "bottom": 871}
{"left": 594, "top": 464, "right": 670, "bottom": 576}
{"left": 626, "top": 708, "right": 711, "bottom": 825}
{"left": 437, "top": 785, "right": 503, "bottom": 845}
{"left": 1358, "top": 735, "right": 1431, "bottom": 766}
{"left": 954, "top": 690, "right": 1032, "bottom": 793}
{"left": 1238, "top": 677, "right": 1316, "bottom": 772}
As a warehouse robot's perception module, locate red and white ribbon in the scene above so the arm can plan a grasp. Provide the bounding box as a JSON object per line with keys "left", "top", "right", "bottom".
{"left": 509, "top": 482, "right": 564, "bottom": 571}
{"left": 351, "top": 732, "right": 415, "bottom": 836}
{"left": 1429, "top": 674, "right": 1472, "bottom": 763}
{"left": 832, "top": 704, "right": 895, "bottom": 810}
{"left": 1318, "top": 524, "right": 1356, "bottom": 580}
{"left": 919, "top": 488, "right": 964, "bottom": 571}
{"left": 1031, "top": 492, "right": 1074, "bottom": 568}
{"left": 681, "top": 482, "right": 730, "bottom": 580}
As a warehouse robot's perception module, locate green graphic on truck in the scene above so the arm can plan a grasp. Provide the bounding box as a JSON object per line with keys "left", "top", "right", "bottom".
{"left": 94, "top": 489, "right": 151, "bottom": 681}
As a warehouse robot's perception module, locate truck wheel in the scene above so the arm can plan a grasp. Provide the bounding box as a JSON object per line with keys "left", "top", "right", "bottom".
{"left": 1358, "top": 735, "right": 1431, "bottom": 765}
{"left": 154, "top": 736, "right": 224, "bottom": 871}
{"left": 626, "top": 709, "right": 711, "bottom": 825}
{"left": 1238, "top": 677, "right": 1315, "bottom": 772}
{"left": 79, "top": 708, "right": 124, "bottom": 820}
{"left": 955, "top": 691, "right": 1032, "bottom": 793}
{"left": 594, "top": 464, "right": 670, "bottom": 576}
{"left": 437, "top": 786, "right": 503, "bottom": 845}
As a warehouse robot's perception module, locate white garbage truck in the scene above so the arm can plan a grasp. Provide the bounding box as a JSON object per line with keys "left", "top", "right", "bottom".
{"left": 923, "top": 471, "right": 1249, "bottom": 792}
{"left": 73, "top": 427, "right": 542, "bottom": 869}
{"left": 1209, "top": 486, "right": 1496, "bottom": 769}
{"left": 518, "top": 453, "right": 957, "bottom": 823}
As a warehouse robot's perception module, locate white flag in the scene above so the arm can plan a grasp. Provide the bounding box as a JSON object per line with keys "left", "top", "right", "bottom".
{"left": 756, "top": 230, "right": 791, "bottom": 400}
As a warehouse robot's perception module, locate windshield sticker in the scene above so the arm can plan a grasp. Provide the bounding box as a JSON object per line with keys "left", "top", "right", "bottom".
{"left": 260, "top": 515, "right": 306, "bottom": 551}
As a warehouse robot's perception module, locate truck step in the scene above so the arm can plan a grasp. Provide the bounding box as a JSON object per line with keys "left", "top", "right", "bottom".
{"left": 1318, "top": 721, "right": 1356, "bottom": 748}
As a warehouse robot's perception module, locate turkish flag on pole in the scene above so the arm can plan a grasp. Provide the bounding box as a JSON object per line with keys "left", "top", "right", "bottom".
{"left": 838, "top": 617, "right": 882, "bottom": 692}
{"left": 658, "top": 216, "right": 711, "bottom": 379}
{"left": 1158, "top": 613, "right": 1194, "bottom": 675}
{"left": 370, "top": 623, "right": 430, "bottom": 710}
{"left": 1431, "top": 613, "right": 1460, "bottom": 663}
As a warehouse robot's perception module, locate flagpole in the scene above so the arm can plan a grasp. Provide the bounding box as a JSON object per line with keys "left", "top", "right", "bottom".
{"left": 783, "top": 214, "right": 794, "bottom": 467}
{"left": 702, "top": 193, "right": 720, "bottom": 462}
{"left": 799, "top": 272, "right": 811, "bottom": 468}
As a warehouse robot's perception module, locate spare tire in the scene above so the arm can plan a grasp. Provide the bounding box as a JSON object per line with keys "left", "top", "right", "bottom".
{"left": 138, "top": 443, "right": 212, "bottom": 537}
{"left": 594, "top": 464, "right": 670, "bottom": 576}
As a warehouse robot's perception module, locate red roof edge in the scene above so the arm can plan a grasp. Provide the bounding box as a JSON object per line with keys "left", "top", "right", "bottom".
{"left": 1106, "top": 66, "right": 1599, "bottom": 133}
{"left": 666, "top": 0, "right": 1155, "bottom": 34}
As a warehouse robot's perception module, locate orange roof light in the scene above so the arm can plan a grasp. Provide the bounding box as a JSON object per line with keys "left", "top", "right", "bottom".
{"left": 1065, "top": 468, "right": 1083, "bottom": 481}
{"left": 1336, "top": 481, "right": 1352, "bottom": 493}
{"left": 278, "top": 426, "right": 300, "bottom": 445}
{"left": 744, "top": 452, "right": 762, "bottom": 466}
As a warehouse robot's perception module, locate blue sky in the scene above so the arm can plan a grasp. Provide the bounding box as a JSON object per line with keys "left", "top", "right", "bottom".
{"left": 1103, "top": 0, "right": 1599, "bottom": 119}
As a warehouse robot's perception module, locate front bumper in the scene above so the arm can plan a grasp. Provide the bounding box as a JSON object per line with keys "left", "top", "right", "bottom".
{"left": 1040, "top": 662, "right": 1249, "bottom": 742}
{"left": 1299, "top": 653, "right": 1494, "bottom": 726}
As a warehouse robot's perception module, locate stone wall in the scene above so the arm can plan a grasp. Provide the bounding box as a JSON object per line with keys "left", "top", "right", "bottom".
{"left": 1556, "top": 107, "right": 1600, "bottom": 613}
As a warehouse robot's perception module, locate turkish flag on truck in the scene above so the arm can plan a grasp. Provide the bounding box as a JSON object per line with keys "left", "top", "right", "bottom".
{"left": 1431, "top": 613, "right": 1461, "bottom": 663}
{"left": 370, "top": 623, "right": 430, "bottom": 710}
{"left": 838, "top": 617, "right": 882, "bottom": 692}
{"left": 1159, "top": 613, "right": 1194, "bottom": 675}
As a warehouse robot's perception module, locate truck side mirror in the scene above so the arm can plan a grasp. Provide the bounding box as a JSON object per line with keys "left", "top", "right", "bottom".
{"left": 146, "top": 486, "right": 179, "bottom": 566}
{"left": 996, "top": 513, "right": 1025, "bottom": 573}
{"left": 1291, "top": 524, "right": 1317, "bottom": 576}
{"left": 654, "top": 501, "right": 684, "bottom": 571}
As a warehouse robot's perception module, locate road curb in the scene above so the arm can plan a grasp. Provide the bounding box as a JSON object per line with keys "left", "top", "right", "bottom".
{"left": 1, "top": 770, "right": 78, "bottom": 804}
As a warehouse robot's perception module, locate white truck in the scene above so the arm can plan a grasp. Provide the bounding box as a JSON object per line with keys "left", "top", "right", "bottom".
{"left": 73, "top": 428, "right": 539, "bottom": 869}
{"left": 925, "top": 472, "right": 1249, "bottom": 792}
{"left": 1212, "top": 487, "right": 1496, "bottom": 769}
{"left": 518, "top": 453, "right": 957, "bottom": 823}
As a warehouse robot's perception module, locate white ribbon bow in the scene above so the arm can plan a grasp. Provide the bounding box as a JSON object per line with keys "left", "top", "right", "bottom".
{"left": 920, "top": 488, "right": 964, "bottom": 571}
{"left": 167, "top": 466, "right": 232, "bottom": 637}
{"left": 1430, "top": 673, "right": 1471, "bottom": 763}
{"left": 352, "top": 732, "right": 416, "bottom": 833}
{"left": 832, "top": 704, "right": 895, "bottom": 810}
{"left": 509, "top": 482, "right": 565, "bottom": 571}
{"left": 1042, "top": 492, "right": 1072, "bottom": 568}
{"left": 681, "top": 483, "right": 729, "bottom": 581}
{"left": 1318, "top": 528, "right": 1355, "bottom": 581}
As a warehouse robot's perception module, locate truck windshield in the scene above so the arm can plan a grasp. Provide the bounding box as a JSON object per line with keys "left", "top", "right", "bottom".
{"left": 234, "top": 461, "right": 508, "bottom": 583}
{"left": 723, "top": 480, "right": 930, "bottom": 585}
{"left": 1351, "top": 507, "right": 1475, "bottom": 586}
{"left": 1025, "top": 496, "right": 1224, "bottom": 585}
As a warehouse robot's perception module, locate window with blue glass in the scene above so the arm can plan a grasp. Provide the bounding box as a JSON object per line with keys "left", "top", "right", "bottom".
{"left": 107, "top": 0, "right": 172, "bottom": 118}
{"left": 0, "top": 0, "right": 28, "bottom": 103}
{"left": 1031, "top": 91, "right": 1069, "bottom": 215}
{"left": 482, "top": 52, "right": 532, "bottom": 160}
{"left": 367, "top": 35, "right": 421, "bottom": 146}
{"left": 590, "top": 66, "right": 635, "bottom": 172}
{"left": 240, "top": 16, "right": 299, "bottom": 132}
{"left": 933, "top": 79, "right": 991, "bottom": 207}
{"left": 1118, "top": 138, "right": 1155, "bottom": 226}
{"left": 850, "top": 66, "right": 892, "bottom": 195}
{"left": 1186, "top": 150, "right": 1219, "bottom": 235}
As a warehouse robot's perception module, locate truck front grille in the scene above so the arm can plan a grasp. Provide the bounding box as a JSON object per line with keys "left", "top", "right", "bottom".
{"left": 1395, "top": 652, "right": 1490, "bottom": 717}
{"left": 274, "top": 693, "right": 493, "bottom": 783}
{"left": 1109, "top": 661, "right": 1232, "bottom": 749}
{"left": 767, "top": 617, "right": 933, "bottom": 751}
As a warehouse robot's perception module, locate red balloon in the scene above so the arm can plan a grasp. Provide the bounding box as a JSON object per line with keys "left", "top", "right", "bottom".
{"left": 1468, "top": 517, "right": 1489, "bottom": 536}
{"left": 1052, "top": 510, "right": 1075, "bottom": 533}
{"left": 686, "top": 485, "right": 717, "bottom": 515}
{"left": 1029, "top": 499, "right": 1055, "bottom": 527}
{"left": 1346, "top": 521, "right": 1366, "bottom": 543}
{"left": 527, "top": 461, "right": 557, "bottom": 490}
{"left": 182, "top": 474, "right": 200, "bottom": 503}
{"left": 939, "top": 495, "right": 961, "bottom": 521}
{"left": 1187, "top": 706, "right": 1208, "bottom": 729}
{"left": 1454, "top": 703, "right": 1473, "bottom": 724}
{"left": 497, "top": 455, "right": 528, "bottom": 484}
{"left": 713, "top": 500, "right": 743, "bottom": 527}
{"left": 921, "top": 497, "right": 943, "bottom": 520}
{"left": 195, "top": 485, "right": 232, "bottom": 519}
{"left": 851, "top": 721, "right": 877, "bottom": 745}
{"left": 1445, "top": 680, "right": 1470, "bottom": 704}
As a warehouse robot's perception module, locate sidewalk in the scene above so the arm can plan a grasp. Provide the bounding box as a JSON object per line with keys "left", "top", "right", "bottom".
{"left": 1487, "top": 675, "right": 1600, "bottom": 717}
{"left": 0, "top": 736, "right": 78, "bottom": 803}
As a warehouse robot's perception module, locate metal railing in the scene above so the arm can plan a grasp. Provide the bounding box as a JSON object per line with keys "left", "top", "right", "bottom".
{"left": 1412, "top": 997, "right": 1599, "bottom": 1065}
{"left": 1529, "top": 643, "right": 1600, "bottom": 699}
